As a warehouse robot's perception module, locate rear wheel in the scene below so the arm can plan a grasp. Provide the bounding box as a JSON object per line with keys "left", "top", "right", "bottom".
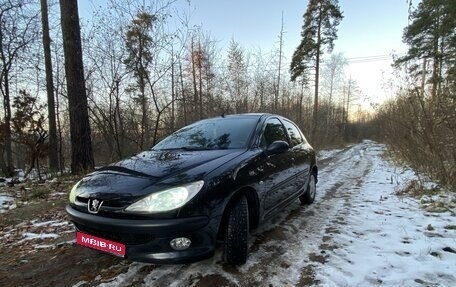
{"left": 223, "top": 195, "right": 249, "bottom": 265}
{"left": 300, "top": 173, "right": 316, "bottom": 204}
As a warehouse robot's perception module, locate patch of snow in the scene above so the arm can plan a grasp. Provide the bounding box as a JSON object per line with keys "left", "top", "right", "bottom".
{"left": 21, "top": 232, "right": 59, "bottom": 241}
{"left": 0, "top": 193, "right": 15, "bottom": 213}
{"left": 31, "top": 220, "right": 60, "bottom": 227}
{"left": 72, "top": 281, "right": 87, "bottom": 287}
{"left": 318, "top": 148, "right": 343, "bottom": 161}
{"left": 34, "top": 244, "right": 55, "bottom": 249}
{"left": 51, "top": 221, "right": 71, "bottom": 227}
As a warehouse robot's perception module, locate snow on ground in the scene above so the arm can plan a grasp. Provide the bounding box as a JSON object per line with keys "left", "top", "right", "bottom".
{"left": 317, "top": 147, "right": 345, "bottom": 161}
{"left": 0, "top": 193, "right": 15, "bottom": 213}
{"left": 315, "top": 141, "right": 456, "bottom": 286}
{"left": 1, "top": 216, "right": 74, "bottom": 253}
{"left": 62, "top": 140, "right": 455, "bottom": 287}
{"left": 20, "top": 232, "right": 60, "bottom": 241}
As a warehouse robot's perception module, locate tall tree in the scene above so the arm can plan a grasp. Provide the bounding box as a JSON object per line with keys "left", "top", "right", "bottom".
{"left": 187, "top": 32, "right": 216, "bottom": 120}
{"left": 226, "top": 39, "right": 248, "bottom": 113}
{"left": 59, "top": 0, "right": 94, "bottom": 173}
{"left": 395, "top": 0, "right": 456, "bottom": 97}
{"left": 0, "top": 0, "right": 38, "bottom": 176}
{"left": 124, "top": 12, "right": 155, "bottom": 150}
{"left": 290, "top": 0, "right": 343, "bottom": 141}
{"left": 40, "top": 0, "right": 59, "bottom": 172}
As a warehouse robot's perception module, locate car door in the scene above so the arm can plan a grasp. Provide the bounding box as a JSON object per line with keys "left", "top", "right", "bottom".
{"left": 281, "top": 119, "right": 312, "bottom": 194}
{"left": 258, "top": 118, "right": 297, "bottom": 213}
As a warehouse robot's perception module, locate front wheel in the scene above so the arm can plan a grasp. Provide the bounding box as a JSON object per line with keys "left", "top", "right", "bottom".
{"left": 223, "top": 195, "right": 249, "bottom": 265}
{"left": 300, "top": 173, "right": 316, "bottom": 204}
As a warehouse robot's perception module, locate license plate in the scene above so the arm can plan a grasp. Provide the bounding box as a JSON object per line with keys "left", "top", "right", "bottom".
{"left": 76, "top": 231, "right": 126, "bottom": 257}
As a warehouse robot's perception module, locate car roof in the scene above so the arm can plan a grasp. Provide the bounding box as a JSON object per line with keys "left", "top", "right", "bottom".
{"left": 209, "top": 113, "right": 274, "bottom": 120}
{"left": 196, "top": 113, "right": 292, "bottom": 125}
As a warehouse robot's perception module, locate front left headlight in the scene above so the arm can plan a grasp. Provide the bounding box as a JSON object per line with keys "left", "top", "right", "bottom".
{"left": 125, "top": 180, "right": 204, "bottom": 214}
{"left": 69, "top": 180, "right": 81, "bottom": 204}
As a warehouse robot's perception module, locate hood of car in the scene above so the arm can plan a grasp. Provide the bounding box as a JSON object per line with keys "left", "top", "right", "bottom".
{"left": 73, "top": 149, "right": 245, "bottom": 203}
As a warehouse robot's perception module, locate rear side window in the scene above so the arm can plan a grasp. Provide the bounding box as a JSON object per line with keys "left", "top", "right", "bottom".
{"left": 260, "top": 118, "right": 288, "bottom": 147}
{"left": 282, "top": 120, "right": 304, "bottom": 147}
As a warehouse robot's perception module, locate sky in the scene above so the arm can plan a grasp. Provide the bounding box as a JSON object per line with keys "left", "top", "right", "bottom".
{"left": 175, "top": 0, "right": 411, "bottom": 106}
{"left": 80, "top": 0, "right": 411, "bottom": 106}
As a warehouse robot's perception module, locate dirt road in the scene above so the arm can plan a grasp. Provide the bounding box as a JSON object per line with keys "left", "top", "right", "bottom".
{"left": 1, "top": 141, "right": 454, "bottom": 286}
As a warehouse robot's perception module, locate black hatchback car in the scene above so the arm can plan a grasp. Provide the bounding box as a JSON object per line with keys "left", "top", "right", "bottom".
{"left": 66, "top": 113, "right": 317, "bottom": 265}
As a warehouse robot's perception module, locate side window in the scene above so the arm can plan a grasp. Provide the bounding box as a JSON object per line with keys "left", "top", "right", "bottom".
{"left": 261, "top": 118, "right": 288, "bottom": 147}
{"left": 282, "top": 120, "right": 303, "bottom": 147}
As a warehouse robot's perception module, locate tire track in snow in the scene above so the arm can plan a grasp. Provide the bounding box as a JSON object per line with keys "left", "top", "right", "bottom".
{"left": 92, "top": 141, "right": 378, "bottom": 287}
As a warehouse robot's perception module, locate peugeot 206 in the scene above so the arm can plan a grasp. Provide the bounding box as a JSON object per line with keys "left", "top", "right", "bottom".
{"left": 66, "top": 113, "right": 317, "bottom": 265}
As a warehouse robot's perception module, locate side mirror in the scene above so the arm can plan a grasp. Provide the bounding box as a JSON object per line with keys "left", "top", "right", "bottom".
{"left": 264, "top": 140, "right": 289, "bottom": 156}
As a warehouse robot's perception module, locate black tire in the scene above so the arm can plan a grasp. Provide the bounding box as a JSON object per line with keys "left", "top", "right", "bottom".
{"left": 223, "top": 195, "right": 249, "bottom": 265}
{"left": 300, "top": 173, "right": 316, "bottom": 204}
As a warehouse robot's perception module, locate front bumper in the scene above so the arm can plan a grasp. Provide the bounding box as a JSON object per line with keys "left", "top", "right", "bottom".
{"left": 66, "top": 205, "right": 216, "bottom": 264}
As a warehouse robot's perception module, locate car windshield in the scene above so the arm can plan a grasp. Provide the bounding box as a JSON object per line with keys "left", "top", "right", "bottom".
{"left": 153, "top": 117, "right": 259, "bottom": 150}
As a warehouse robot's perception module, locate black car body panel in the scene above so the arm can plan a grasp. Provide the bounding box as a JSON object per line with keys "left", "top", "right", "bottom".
{"left": 66, "top": 113, "right": 317, "bottom": 264}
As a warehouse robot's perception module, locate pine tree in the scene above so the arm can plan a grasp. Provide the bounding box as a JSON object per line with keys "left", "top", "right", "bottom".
{"left": 124, "top": 12, "right": 155, "bottom": 149}
{"left": 396, "top": 0, "right": 456, "bottom": 97}
{"left": 226, "top": 39, "right": 248, "bottom": 113}
{"left": 290, "top": 0, "right": 343, "bottom": 142}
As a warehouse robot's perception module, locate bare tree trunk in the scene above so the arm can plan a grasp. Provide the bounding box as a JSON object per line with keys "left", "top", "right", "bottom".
{"left": 113, "top": 78, "right": 122, "bottom": 158}
{"left": 191, "top": 38, "right": 198, "bottom": 120}
{"left": 313, "top": 20, "right": 322, "bottom": 142}
{"left": 346, "top": 76, "right": 352, "bottom": 128}
{"left": 179, "top": 60, "right": 187, "bottom": 125}
{"left": 55, "top": 60, "right": 65, "bottom": 173}
{"left": 198, "top": 41, "right": 203, "bottom": 119}
{"left": 1, "top": 68, "right": 14, "bottom": 176}
{"left": 59, "top": 0, "right": 94, "bottom": 173}
{"left": 275, "top": 11, "right": 284, "bottom": 113}
{"left": 40, "top": 0, "right": 59, "bottom": 172}
{"left": 421, "top": 58, "right": 427, "bottom": 96}
{"left": 299, "top": 78, "right": 305, "bottom": 125}
{"left": 170, "top": 49, "right": 175, "bottom": 131}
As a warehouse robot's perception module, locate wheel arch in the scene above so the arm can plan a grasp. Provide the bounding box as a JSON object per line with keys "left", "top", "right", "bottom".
{"left": 218, "top": 186, "right": 260, "bottom": 238}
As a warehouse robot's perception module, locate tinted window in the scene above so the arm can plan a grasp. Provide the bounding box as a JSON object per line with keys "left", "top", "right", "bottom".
{"left": 154, "top": 117, "right": 258, "bottom": 150}
{"left": 261, "top": 118, "right": 288, "bottom": 147}
{"left": 282, "top": 120, "right": 303, "bottom": 146}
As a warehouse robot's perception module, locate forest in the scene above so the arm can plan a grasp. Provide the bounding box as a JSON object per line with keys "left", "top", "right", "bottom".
{"left": 0, "top": 0, "right": 455, "bottom": 189}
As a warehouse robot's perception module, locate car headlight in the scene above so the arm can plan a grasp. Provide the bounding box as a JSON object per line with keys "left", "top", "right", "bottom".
{"left": 69, "top": 180, "right": 81, "bottom": 204}
{"left": 125, "top": 181, "right": 204, "bottom": 213}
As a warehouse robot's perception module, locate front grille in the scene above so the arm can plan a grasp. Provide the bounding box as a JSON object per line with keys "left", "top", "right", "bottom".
{"left": 76, "top": 196, "right": 128, "bottom": 208}
{"left": 74, "top": 222, "right": 154, "bottom": 245}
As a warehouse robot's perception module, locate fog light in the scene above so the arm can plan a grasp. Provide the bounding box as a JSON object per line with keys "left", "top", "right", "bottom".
{"left": 170, "top": 237, "right": 191, "bottom": 250}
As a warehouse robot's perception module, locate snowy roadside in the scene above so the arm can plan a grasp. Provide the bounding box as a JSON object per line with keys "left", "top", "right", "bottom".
{"left": 315, "top": 142, "right": 456, "bottom": 286}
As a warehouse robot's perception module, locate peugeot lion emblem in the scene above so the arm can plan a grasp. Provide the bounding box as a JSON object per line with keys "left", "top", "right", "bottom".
{"left": 88, "top": 199, "right": 103, "bottom": 214}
